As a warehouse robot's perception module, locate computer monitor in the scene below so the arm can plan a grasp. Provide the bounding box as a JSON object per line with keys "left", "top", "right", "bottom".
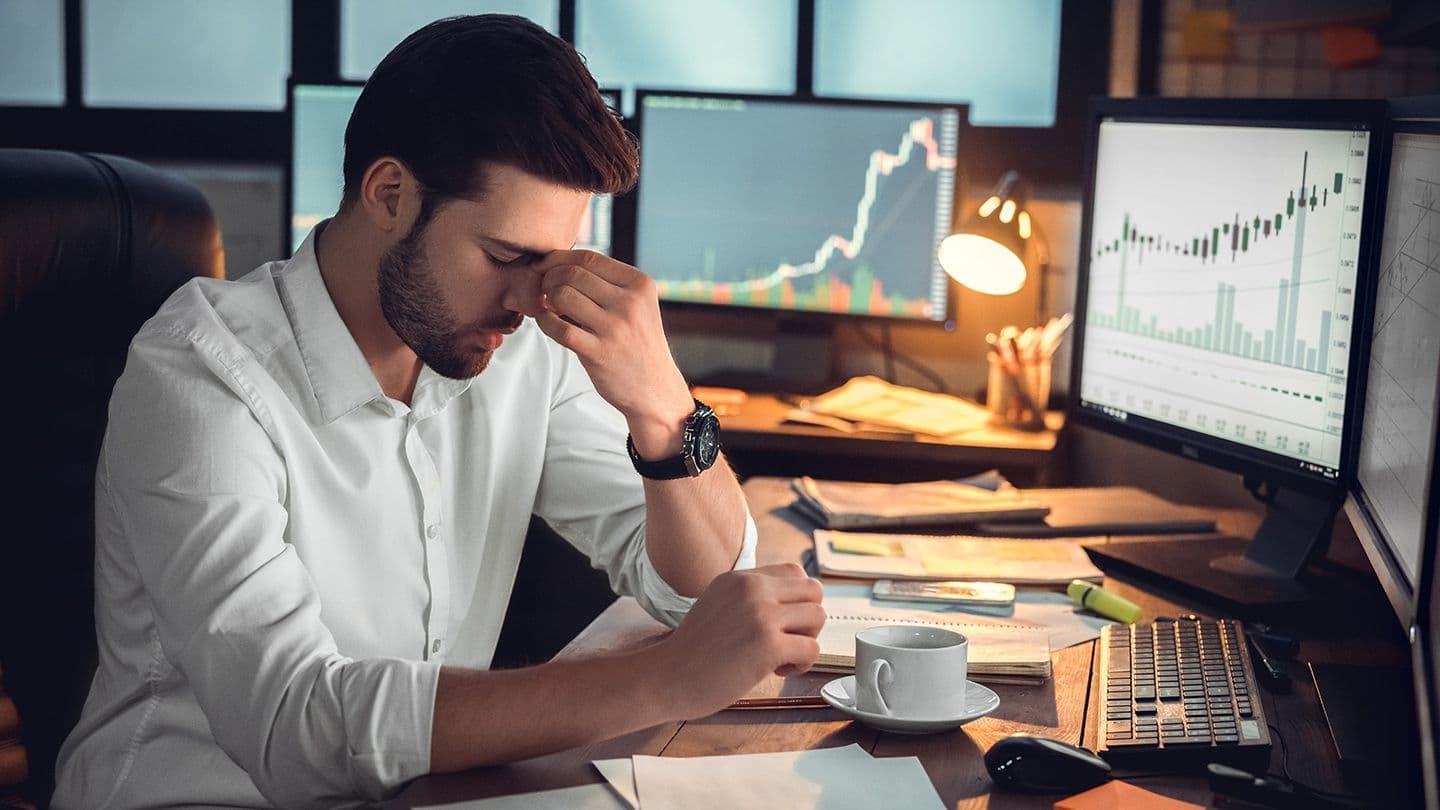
{"left": 631, "top": 91, "right": 962, "bottom": 388}
{"left": 1072, "top": 98, "right": 1387, "bottom": 613}
{"left": 1377, "top": 96, "right": 1440, "bottom": 810}
{"left": 1347, "top": 105, "right": 1440, "bottom": 628}
{"left": 286, "top": 82, "right": 618, "bottom": 256}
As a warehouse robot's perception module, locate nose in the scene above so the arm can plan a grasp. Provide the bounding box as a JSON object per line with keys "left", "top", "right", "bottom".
{"left": 499, "top": 266, "right": 547, "bottom": 318}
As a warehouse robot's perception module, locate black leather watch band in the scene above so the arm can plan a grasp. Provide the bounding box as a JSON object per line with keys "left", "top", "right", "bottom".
{"left": 627, "top": 399, "right": 721, "bottom": 480}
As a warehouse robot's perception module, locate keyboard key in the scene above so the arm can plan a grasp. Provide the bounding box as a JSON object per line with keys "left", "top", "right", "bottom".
{"left": 1106, "top": 737, "right": 1161, "bottom": 749}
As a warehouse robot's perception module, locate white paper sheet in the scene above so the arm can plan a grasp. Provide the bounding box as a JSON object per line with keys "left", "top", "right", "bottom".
{"left": 824, "top": 581, "right": 1106, "bottom": 652}
{"left": 628, "top": 744, "right": 944, "bottom": 810}
{"left": 416, "top": 782, "right": 630, "bottom": 809}
{"left": 593, "top": 758, "right": 639, "bottom": 809}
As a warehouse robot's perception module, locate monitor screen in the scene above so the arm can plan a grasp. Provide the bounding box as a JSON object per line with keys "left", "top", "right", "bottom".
{"left": 1075, "top": 112, "right": 1376, "bottom": 487}
{"left": 1073, "top": 100, "right": 1387, "bottom": 614}
{"left": 288, "top": 83, "right": 617, "bottom": 256}
{"left": 1350, "top": 122, "right": 1440, "bottom": 620}
{"left": 634, "top": 93, "right": 960, "bottom": 322}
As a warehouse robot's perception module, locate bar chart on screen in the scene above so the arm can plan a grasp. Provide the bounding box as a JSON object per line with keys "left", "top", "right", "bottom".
{"left": 1080, "top": 120, "right": 1372, "bottom": 474}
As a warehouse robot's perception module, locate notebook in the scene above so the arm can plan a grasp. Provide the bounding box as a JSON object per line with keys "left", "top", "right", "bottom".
{"left": 791, "top": 476, "right": 1050, "bottom": 530}
{"left": 813, "top": 529, "right": 1104, "bottom": 585}
{"left": 816, "top": 583, "right": 1052, "bottom": 683}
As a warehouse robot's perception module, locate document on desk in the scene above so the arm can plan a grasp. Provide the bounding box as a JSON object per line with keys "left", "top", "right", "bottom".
{"left": 816, "top": 582, "right": 1052, "bottom": 681}
{"left": 789, "top": 375, "right": 992, "bottom": 437}
{"left": 594, "top": 744, "right": 944, "bottom": 810}
{"left": 822, "top": 581, "right": 1104, "bottom": 657}
{"left": 813, "top": 528, "right": 1104, "bottom": 585}
{"left": 791, "top": 476, "right": 1050, "bottom": 529}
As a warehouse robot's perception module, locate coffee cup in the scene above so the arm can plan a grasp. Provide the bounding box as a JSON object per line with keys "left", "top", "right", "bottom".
{"left": 854, "top": 625, "right": 968, "bottom": 719}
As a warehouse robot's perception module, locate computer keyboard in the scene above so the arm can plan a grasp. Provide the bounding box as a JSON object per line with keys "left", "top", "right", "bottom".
{"left": 1097, "top": 616, "right": 1272, "bottom": 770}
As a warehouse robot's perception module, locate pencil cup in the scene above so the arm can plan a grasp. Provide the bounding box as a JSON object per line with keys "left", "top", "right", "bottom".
{"left": 985, "top": 353, "right": 1051, "bottom": 428}
{"left": 854, "top": 625, "right": 968, "bottom": 719}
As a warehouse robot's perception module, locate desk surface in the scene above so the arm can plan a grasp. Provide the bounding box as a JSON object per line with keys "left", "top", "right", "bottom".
{"left": 717, "top": 392, "right": 1065, "bottom": 485}
{"left": 389, "top": 478, "right": 1402, "bottom": 808}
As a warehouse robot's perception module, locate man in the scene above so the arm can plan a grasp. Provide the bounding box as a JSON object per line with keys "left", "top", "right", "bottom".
{"left": 53, "top": 15, "right": 824, "bottom": 809}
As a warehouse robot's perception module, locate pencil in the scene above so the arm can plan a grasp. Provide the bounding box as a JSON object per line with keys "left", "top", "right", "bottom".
{"left": 726, "top": 695, "right": 831, "bottom": 710}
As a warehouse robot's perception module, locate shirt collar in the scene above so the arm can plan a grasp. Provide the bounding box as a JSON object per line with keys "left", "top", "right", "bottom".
{"left": 277, "top": 224, "right": 387, "bottom": 423}
{"left": 278, "top": 223, "right": 474, "bottom": 423}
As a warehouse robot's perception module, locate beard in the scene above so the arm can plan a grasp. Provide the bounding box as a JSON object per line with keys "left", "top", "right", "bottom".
{"left": 376, "top": 218, "right": 519, "bottom": 380}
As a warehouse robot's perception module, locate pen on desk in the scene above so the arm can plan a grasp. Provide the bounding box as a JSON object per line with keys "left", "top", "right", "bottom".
{"left": 726, "top": 695, "right": 831, "bottom": 710}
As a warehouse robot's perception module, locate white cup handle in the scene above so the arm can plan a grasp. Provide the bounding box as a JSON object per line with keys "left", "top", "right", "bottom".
{"left": 861, "top": 658, "right": 894, "bottom": 716}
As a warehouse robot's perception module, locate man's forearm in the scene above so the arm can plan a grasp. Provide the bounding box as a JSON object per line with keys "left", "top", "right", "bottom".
{"left": 639, "top": 454, "right": 749, "bottom": 597}
{"left": 429, "top": 643, "right": 683, "bottom": 773}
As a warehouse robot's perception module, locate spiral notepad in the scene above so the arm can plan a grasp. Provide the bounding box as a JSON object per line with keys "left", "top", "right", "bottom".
{"left": 817, "top": 584, "right": 1052, "bottom": 683}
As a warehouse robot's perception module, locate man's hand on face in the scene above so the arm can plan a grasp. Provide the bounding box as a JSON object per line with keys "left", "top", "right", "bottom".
{"left": 653, "top": 564, "right": 826, "bottom": 719}
{"left": 520, "top": 250, "right": 695, "bottom": 453}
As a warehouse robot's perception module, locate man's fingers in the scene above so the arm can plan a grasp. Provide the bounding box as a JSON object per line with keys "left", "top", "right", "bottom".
{"left": 532, "top": 309, "right": 599, "bottom": 356}
{"left": 748, "top": 563, "right": 810, "bottom": 579}
{"left": 776, "top": 601, "right": 827, "bottom": 637}
{"left": 542, "top": 264, "right": 625, "bottom": 310}
{"left": 532, "top": 249, "right": 637, "bottom": 287}
{"left": 773, "top": 635, "right": 822, "bottom": 677}
{"left": 543, "top": 284, "right": 608, "bottom": 334}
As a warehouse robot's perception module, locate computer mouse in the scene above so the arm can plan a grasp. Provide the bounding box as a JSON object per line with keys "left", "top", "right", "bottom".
{"left": 984, "top": 732, "right": 1112, "bottom": 793}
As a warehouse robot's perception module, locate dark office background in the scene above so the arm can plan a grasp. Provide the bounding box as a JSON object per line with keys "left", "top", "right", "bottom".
{"left": 2, "top": 0, "right": 1438, "bottom": 502}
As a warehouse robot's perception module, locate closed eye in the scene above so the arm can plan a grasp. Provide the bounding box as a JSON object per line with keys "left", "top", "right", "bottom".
{"left": 487, "top": 252, "right": 528, "bottom": 267}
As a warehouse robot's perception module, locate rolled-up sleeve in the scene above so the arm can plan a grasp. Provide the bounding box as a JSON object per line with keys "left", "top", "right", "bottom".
{"left": 104, "top": 328, "right": 438, "bottom": 807}
{"left": 532, "top": 350, "right": 757, "bottom": 628}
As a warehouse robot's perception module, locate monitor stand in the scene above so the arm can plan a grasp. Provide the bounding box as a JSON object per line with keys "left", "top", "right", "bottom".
{"left": 692, "top": 318, "right": 840, "bottom": 396}
{"left": 1084, "top": 486, "right": 1345, "bottom": 616}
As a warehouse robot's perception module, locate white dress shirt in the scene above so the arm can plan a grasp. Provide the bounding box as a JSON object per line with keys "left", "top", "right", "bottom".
{"left": 52, "top": 229, "right": 757, "bottom": 809}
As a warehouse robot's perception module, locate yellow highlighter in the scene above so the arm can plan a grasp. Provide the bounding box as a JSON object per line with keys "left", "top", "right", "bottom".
{"left": 1067, "top": 579, "right": 1142, "bottom": 624}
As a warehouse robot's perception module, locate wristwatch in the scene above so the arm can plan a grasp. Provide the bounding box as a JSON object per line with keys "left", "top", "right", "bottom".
{"left": 626, "top": 399, "right": 721, "bottom": 480}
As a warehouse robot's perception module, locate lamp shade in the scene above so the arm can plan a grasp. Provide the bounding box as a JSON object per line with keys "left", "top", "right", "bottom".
{"left": 938, "top": 170, "right": 1033, "bottom": 296}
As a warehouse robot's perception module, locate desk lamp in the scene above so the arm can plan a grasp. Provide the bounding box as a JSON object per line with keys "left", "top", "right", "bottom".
{"left": 938, "top": 171, "right": 1053, "bottom": 428}
{"left": 937, "top": 170, "right": 1048, "bottom": 316}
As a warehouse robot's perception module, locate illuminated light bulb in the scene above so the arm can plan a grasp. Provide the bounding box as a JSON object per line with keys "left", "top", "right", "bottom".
{"left": 999, "top": 200, "right": 1016, "bottom": 224}
{"left": 937, "top": 233, "right": 1026, "bottom": 296}
{"left": 977, "top": 196, "right": 1001, "bottom": 217}
{"left": 1018, "top": 211, "right": 1032, "bottom": 239}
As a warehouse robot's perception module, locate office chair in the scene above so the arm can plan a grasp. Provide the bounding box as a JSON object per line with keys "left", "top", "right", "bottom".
{"left": 0, "top": 149, "right": 224, "bottom": 807}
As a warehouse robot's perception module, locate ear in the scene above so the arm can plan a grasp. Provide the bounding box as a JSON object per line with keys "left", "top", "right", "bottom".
{"left": 358, "top": 157, "right": 420, "bottom": 234}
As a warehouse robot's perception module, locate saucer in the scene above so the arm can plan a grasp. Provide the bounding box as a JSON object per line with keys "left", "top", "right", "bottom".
{"left": 820, "top": 676, "right": 1000, "bottom": 734}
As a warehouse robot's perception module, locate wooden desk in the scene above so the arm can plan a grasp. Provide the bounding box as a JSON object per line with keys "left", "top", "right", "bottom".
{"left": 717, "top": 392, "right": 1065, "bottom": 486}
{"left": 389, "top": 478, "right": 1404, "bottom": 808}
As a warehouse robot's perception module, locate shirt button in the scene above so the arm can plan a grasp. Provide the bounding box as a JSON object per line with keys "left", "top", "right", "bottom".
{"left": 426, "top": 524, "right": 438, "bottom": 540}
{"left": 432, "top": 639, "right": 442, "bottom": 654}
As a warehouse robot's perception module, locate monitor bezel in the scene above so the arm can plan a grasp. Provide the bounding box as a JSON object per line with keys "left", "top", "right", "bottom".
{"left": 629, "top": 88, "right": 967, "bottom": 328}
{"left": 284, "top": 79, "right": 625, "bottom": 258}
{"left": 1069, "top": 96, "right": 1389, "bottom": 497}
{"left": 284, "top": 78, "right": 366, "bottom": 256}
{"left": 1347, "top": 113, "right": 1440, "bottom": 629}
{"left": 1386, "top": 96, "right": 1440, "bottom": 810}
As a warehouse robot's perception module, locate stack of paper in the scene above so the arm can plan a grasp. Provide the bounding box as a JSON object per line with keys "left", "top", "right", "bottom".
{"left": 787, "top": 376, "right": 993, "bottom": 437}
{"left": 817, "top": 583, "right": 1053, "bottom": 683}
{"left": 593, "top": 744, "right": 945, "bottom": 810}
{"left": 790, "top": 476, "right": 1050, "bottom": 530}
{"left": 814, "top": 528, "right": 1104, "bottom": 585}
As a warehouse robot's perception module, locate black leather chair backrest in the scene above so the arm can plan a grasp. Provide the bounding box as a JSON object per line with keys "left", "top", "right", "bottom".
{"left": 0, "top": 149, "right": 224, "bottom": 806}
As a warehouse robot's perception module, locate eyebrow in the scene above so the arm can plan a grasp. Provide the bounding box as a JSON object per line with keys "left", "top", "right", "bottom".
{"left": 479, "top": 235, "right": 549, "bottom": 261}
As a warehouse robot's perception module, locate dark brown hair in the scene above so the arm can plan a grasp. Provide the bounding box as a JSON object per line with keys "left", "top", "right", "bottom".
{"left": 341, "top": 14, "right": 637, "bottom": 207}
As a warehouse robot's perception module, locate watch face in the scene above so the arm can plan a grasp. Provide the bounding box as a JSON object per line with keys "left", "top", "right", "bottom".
{"left": 695, "top": 417, "right": 720, "bottom": 466}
